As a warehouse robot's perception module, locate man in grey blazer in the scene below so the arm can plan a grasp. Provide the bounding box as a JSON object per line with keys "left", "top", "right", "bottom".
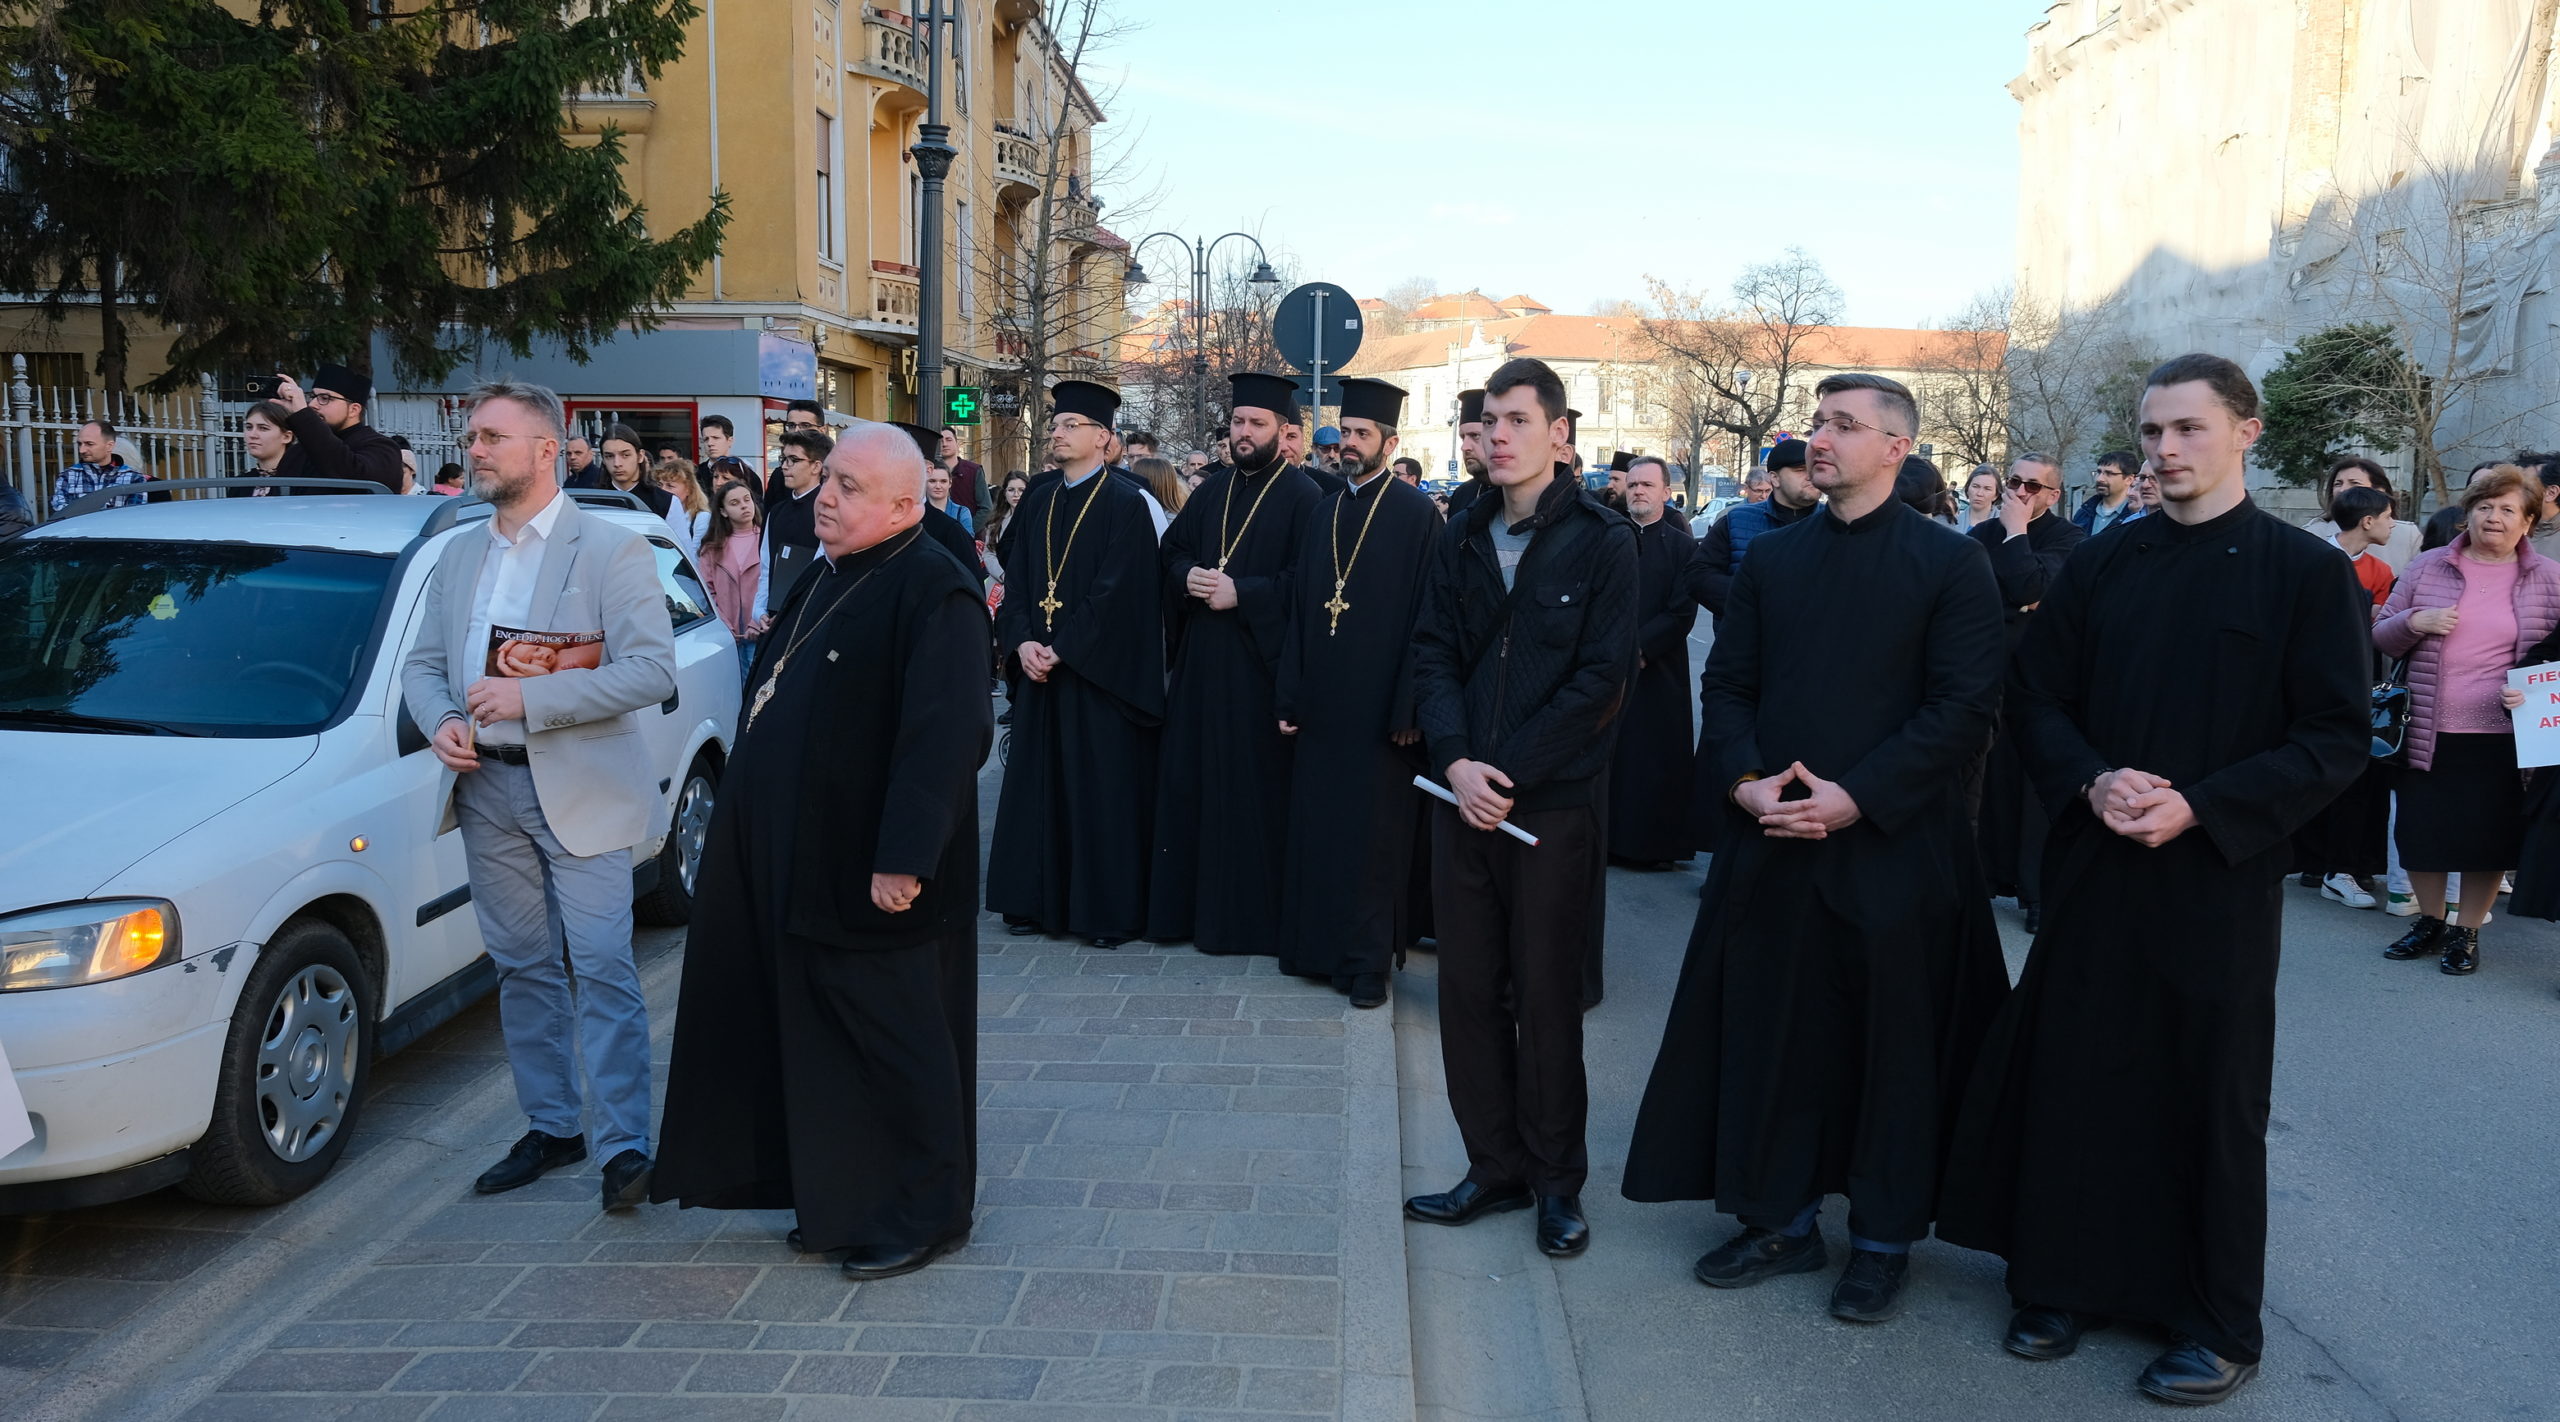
{"left": 401, "top": 378, "right": 678, "bottom": 1212}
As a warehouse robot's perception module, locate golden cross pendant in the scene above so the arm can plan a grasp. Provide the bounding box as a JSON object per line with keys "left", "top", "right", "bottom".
{"left": 1038, "top": 589, "right": 1063, "bottom": 630}
{"left": 1323, "top": 582, "right": 1350, "bottom": 635}
{"left": 746, "top": 656, "right": 784, "bottom": 730}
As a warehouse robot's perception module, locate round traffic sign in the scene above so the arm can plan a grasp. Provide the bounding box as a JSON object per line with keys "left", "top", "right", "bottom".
{"left": 1272, "top": 282, "right": 1364, "bottom": 374}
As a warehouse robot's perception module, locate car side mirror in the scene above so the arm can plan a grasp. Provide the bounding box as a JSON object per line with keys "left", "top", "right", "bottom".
{"left": 397, "top": 699, "right": 429, "bottom": 757}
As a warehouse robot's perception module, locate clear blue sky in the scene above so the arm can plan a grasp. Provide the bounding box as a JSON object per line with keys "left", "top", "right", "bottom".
{"left": 1090, "top": 0, "right": 2029, "bottom": 328}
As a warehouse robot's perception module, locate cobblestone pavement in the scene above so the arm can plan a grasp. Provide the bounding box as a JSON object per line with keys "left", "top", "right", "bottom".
{"left": 8, "top": 768, "right": 1411, "bottom": 1422}
{"left": 176, "top": 936, "right": 1394, "bottom": 1421}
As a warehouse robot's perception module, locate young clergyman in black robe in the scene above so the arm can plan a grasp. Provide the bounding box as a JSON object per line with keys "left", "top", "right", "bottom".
{"left": 1273, "top": 377, "right": 1442, "bottom": 1007}
{"left": 1607, "top": 454, "right": 1702, "bottom": 866}
{"left": 653, "top": 424, "right": 990, "bottom": 1279}
{"left": 1970, "top": 454, "right": 2086, "bottom": 933}
{"left": 1621, "top": 372, "right": 2010, "bottom": 1325}
{"left": 891, "top": 421, "right": 995, "bottom": 581}
{"left": 1404, "top": 357, "right": 1636, "bottom": 1260}
{"left": 1938, "top": 355, "right": 2369, "bottom": 1407}
{"left": 1146, "top": 373, "right": 1324, "bottom": 953}
{"left": 1441, "top": 388, "right": 1492, "bottom": 523}
{"left": 987, "top": 380, "right": 1166, "bottom": 946}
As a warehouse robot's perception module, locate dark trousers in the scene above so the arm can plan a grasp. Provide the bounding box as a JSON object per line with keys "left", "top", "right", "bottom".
{"left": 1432, "top": 801, "right": 1598, "bottom": 1197}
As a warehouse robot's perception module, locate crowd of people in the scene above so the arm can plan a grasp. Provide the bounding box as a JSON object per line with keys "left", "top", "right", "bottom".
{"left": 179, "top": 348, "right": 2560, "bottom": 1414}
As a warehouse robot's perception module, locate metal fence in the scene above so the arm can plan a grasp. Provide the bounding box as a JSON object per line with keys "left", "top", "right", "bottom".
{"left": 1, "top": 356, "right": 469, "bottom": 518}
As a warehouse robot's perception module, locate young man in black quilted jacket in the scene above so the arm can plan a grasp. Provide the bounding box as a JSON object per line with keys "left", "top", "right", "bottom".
{"left": 1401, "top": 356, "right": 1636, "bottom": 1260}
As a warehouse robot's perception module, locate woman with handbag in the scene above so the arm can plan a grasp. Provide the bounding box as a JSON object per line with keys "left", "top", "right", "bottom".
{"left": 2372, "top": 466, "right": 2560, "bottom": 972}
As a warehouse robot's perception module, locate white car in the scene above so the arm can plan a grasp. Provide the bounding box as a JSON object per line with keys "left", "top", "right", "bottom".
{"left": 0, "top": 489, "right": 736, "bottom": 1210}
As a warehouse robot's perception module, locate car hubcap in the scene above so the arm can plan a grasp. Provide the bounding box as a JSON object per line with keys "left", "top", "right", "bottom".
{"left": 254, "top": 963, "right": 358, "bottom": 1162}
{"left": 675, "top": 774, "right": 714, "bottom": 896}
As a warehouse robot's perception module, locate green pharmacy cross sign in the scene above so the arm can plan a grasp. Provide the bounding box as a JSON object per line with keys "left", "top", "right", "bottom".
{"left": 944, "top": 386, "right": 983, "bottom": 425}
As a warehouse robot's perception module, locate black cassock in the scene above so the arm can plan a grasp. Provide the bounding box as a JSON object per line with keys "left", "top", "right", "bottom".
{"left": 1939, "top": 500, "right": 2368, "bottom": 1366}
{"left": 653, "top": 531, "right": 991, "bottom": 1251}
{"left": 1622, "top": 500, "right": 2011, "bottom": 1245}
{"left": 1147, "top": 461, "right": 1322, "bottom": 952}
{"left": 1272, "top": 472, "right": 1443, "bottom": 983}
{"left": 987, "top": 470, "right": 1166, "bottom": 940}
{"left": 1608, "top": 515, "right": 1702, "bottom": 863}
{"left": 1971, "top": 511, "right": 2086, "bottom": 904}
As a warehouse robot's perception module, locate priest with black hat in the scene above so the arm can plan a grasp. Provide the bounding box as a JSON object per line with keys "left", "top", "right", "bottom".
{"left": 1274, "top": 376, "right": 1443, "bottom": 1005}
{"left": 1608, "top": 454, "right": 1701, "bottom": 867}
{"left": 891, "top": 420, "right": 994, "bottom": 579}
{"left": 273, "top": 362, "right": 406, "bottom": 493}
{"left": 1602, "top": 451, "right": 1634, "bottom": 513}
{"left": 1443, "top": 388, "right": 1492, "bottom": 523}
{"left": 1146, "top": 372, "right": 1324, "bottom": 953}
{"left": 987, "top": 379, "right": 1167, "bottom": 947}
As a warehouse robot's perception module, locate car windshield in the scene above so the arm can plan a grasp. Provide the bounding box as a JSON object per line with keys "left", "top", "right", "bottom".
{"left": 0, "top": 538, "right": 394, "bottom": 737}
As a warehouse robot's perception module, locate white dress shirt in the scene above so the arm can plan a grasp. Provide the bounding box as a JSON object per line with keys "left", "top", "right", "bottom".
{"left": 460, "top": 488, "right": 569, "bottom": 746}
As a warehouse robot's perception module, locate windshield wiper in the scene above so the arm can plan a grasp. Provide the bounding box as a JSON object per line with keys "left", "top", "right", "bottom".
{"left": 0, "top": 708, "right": 198, "bottom": 736}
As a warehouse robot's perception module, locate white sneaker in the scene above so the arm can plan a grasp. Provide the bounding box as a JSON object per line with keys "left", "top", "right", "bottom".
{"left": 2501, "top": 873, "right": 2515, "bottom": 895}
{"left": 2446, "top": 903, "right": 2494, "bottom": 928}
{"left": 2321, "top": 874, "right": 2378, "bottom": 909}
{"left": 2384, "top": 891, "right": 2420, "bottom": 916}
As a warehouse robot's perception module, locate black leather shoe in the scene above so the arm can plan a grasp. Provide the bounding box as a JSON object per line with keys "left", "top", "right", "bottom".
{"left": 1692, "top": 1225, "right": 1827, "bottom": 1288}
{"left": 1348, "top": 973, "right": 1388, "bottom": 1010}
{"left": 1536, "top": 1195, "right": 1588, "bottom": 1257}
{"left": 2385, "top": 915, "right": 2448, "bottom": 960}
{"left": 1004, "top": 918, "right": 1041, "bottom": 936}
{"left": 1828, "top": 1248, "right": 1910, "bottom": 1322}
{"left": 840, "top": 1228, "right": 971, "bottom": 1281}
{"left": 2023, "top": 902, "right": 2042, "bottom": 935}
{"left": 1403, "top": 1179, "right": 1533, "bottom": 1226}
{"left": 599, "top": 1149, "right": 653, "bottom": 1212}
{"left": 785, "top": 1228, "right": 806, "bottom": 1252}
{"left": 473, "top": 1130, "right": 585, "bottom": 1195}
{"left": 2439, "top": 926, "right": 2480, "bottom": 975}
{"left": 2003, "top": 1304, "right": 2107, "bottom": 1359}
{"left": 1089, "top": 936, "right": 1128, "bottom": 949}
{"left": 2137, "top": 1337, "right": 2258, "bottom": 1406}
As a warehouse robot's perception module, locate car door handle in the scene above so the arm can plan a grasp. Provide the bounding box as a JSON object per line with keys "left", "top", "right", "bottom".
{"left": 659, "top": 778, "right": 671, "bottom": 794}
{"left": 661, "top": 687, "right": 679, "bottom": 715}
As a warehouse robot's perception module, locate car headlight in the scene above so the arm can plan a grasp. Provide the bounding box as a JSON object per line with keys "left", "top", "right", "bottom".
{"left": 0, "top": 900, "right": 181, "bottom": 991}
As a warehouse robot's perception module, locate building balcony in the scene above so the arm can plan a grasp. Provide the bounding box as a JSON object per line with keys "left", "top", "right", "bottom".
{"left": 868, "top": 262, "right": 921, "bottom": 333}
{"left": 854, "top": 8, "right": 928, "bottom": 110}
{"left": 993, "top": 128, "right": 1044, "bottom": 202}
{"left": 1053, "top": 191, "right": 1100, "bottom": 244}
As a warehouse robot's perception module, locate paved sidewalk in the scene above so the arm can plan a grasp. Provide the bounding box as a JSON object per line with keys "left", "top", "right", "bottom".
{"left": 161, "top": 769, "right": 1409, "bottom": 1422}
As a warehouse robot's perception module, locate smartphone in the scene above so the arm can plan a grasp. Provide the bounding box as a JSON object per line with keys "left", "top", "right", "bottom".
{"left": 244, "top": 374, "right": 282, "bottom": 400}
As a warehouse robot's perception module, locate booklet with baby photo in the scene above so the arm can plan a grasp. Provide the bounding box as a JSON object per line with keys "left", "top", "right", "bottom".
{"left": 485, "top": 625, "right": 606, "bottom": 678}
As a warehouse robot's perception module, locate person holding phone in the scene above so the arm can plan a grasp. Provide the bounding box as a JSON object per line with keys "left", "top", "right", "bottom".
{"left": 269, "top": 363, "right": 403, "bottom": 493}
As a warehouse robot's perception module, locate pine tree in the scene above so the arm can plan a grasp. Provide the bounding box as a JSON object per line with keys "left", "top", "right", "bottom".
{"left": 0, "top": 1, "right": 729, "bottom": 393}
{"left": 2257, "top": 323, "right": 2418, "bottom": 488}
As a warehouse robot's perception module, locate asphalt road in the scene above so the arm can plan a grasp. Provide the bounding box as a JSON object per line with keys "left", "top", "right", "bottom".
{"left": 1401, "top": 614, "right": 2560, "bottom": 1422}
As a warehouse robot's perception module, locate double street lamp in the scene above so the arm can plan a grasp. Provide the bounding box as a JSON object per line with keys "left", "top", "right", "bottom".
{"left": 1123, "top": 232, "right": 1281, "bottom": 446}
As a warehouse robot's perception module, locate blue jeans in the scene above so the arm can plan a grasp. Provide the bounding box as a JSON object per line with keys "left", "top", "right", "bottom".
{"left": 734, "top": 637, "right": 756, "bottom": 686}
{"left": 454, "top": 761, "right": 653, "bottom": 1161}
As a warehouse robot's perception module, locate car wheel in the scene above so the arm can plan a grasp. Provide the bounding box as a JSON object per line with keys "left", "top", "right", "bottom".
{"left": 636, "top": 754, "right": 718, "bottom": 926}
{"left": 182, "top": 920, "right": 373, "bottom": 1206}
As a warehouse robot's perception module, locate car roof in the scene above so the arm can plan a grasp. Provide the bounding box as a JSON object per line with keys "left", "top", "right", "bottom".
{"left": 22, "top": 494, "right": 667, "bottom": 556}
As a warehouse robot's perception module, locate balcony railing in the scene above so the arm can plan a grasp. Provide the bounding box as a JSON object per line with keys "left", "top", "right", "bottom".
{"left": 855, "top": 8, "right": 927, "bottom": 97}
{"left": 994, "top": 131, "right": 1044, "bottom": 199}
{"left": 869, "top": 263, "right": 921, "bottom": 330}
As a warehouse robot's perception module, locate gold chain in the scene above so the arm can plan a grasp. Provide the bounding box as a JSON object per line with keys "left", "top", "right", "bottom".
{"left": 747, "top": 527, "right": 920, "bottom": 730}
{"left": 1214, "top": 460, "right": 1287, "bottom": 571}
{"left": 1323, "top": 472, "right": 1395, "bottom": 635}
{"left": 1038, "top": 470, "right": 1108, "bottom": 633}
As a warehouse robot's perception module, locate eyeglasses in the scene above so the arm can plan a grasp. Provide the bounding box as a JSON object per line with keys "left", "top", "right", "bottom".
{"left": 1052, "top": 417, "right": 1107, "bottom": 434}
{"left": 1803, "top": 412, "right": 1909, "bottom": 440}
{"left": 2132, "top": 472, "right": 2160, "bottom": 486}
{"left": 309, "top": 392, "right": 346, "bottom": 407}
{"left": 2004, "top": 475, "right": 2057, "bottom": 495}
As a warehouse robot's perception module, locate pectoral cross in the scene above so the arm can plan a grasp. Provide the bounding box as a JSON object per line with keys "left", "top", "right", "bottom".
{"left": 1323, "top": 581, "right": 1350, "bottom": 636}
{"left": 1038, "top": 588, "right": 1063, "bottom": 630}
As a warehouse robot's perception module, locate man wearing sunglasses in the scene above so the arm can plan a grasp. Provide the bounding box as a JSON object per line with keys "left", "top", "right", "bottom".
{"left": 1972, "top": 455, "right": 2088, "bottom": 935}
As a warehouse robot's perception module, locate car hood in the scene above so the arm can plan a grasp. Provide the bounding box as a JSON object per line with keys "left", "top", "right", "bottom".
{"left": 0, "top": 731, "right": 317, "bottom": 907}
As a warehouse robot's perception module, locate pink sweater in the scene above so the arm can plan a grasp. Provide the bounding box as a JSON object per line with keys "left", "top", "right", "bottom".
{"left": 2374, "top": 535, "right": 2560, "bottom": 769}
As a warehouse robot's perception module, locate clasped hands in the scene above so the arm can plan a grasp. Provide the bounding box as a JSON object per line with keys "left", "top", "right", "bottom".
{"left": 2086, "top": 767, "right": 2196, "bottom": 848}
{"left": 1016, "top": 641, "right": 1060, "bottom": 682}
{"left": 1732, "top": 762, "right": 1861, "bottom": 839}
{"left": 1184, "top": 566, "right": 1240, "bottom": 610}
